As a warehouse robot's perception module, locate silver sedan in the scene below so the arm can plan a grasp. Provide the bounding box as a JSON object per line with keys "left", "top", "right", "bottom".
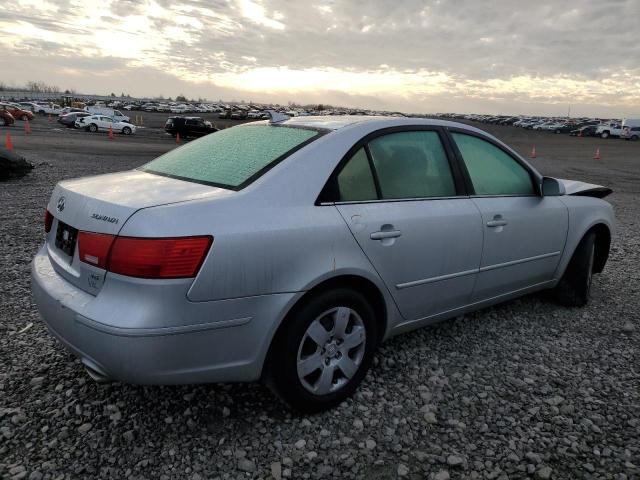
{"left": 32, "top": 116, "right": 615, "bottom": 412}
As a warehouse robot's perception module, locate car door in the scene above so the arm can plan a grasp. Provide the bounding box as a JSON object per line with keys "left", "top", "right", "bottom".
{"left": 449, "top": 131, "right": 568, "bottom": 301}
{"left": 330, "top": 128, "right": 483, "bottom": 321}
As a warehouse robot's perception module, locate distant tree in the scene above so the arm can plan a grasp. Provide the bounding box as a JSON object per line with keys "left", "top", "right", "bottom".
{"left": 316, "top": 104, "right": 324, "bottom": 111}
{"left": 176, "top": 95, "right": 187, "bottom": 102}
{"left": 110, "top": 92, "right": 116, "bottom": 97}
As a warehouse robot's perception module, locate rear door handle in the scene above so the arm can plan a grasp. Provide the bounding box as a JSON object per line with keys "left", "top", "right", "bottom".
{"left": 486, "top": 219, "right": 508, "bottom": 227}
{"left": 370, "top": 230, "right": 402, "bottom": 240}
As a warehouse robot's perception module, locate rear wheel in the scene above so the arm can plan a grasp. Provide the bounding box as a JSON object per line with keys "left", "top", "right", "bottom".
{"left": 0, "top": 117, "right": 6, "bottom": 126}
{"left": 631, "top": 135, "right": 639, "bottom": 141}
{"left": 268, "top": 288, "right": 378, "bottom": 413}
{"left": 601, "top": 131, "right": 609, "bottom": 139}
{"left": 88, "top": 123, "right": 98, "bottom": 133}
{"left": 553, "top": 231, "right": 596, "bottom": 307}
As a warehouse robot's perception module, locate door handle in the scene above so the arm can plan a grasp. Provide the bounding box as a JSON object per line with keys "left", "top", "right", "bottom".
{"left": 370, "top": 230, "right": 402, "bottom": 240}
{"left": 486, "top": 218, "right": 508, "bottom": 227}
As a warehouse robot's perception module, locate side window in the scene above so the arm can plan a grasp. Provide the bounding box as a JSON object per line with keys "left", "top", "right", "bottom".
{"left": 367, "top": 131, "right": 456, "bottom": 199}
{"left": 452, "top": 133, "right": 534, "bottom": 196}
{"left": 336, "top": 148, "right": 378, "bottom": 201}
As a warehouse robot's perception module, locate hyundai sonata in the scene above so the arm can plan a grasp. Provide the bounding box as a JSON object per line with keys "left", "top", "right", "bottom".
{"left": 32, "top": 116, "right": 614, "bottom": 412}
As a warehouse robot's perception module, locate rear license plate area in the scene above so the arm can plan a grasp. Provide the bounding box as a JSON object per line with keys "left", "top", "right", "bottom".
{"left": 55, "top": 221, "right": 78, "bottom": 258}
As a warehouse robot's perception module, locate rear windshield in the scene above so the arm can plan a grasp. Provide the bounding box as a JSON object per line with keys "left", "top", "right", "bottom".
{"left": 140, "top": 124, "right": 322, "bottom": 189}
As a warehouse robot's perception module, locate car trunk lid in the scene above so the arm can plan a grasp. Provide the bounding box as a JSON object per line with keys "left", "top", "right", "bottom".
{"left": 45, "top": 169, "right": 232, "bottom": 295}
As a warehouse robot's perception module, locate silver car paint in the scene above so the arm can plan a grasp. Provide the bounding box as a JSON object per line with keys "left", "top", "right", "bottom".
{"left": 32, "top": 116, "right": 615, "bottom": 384}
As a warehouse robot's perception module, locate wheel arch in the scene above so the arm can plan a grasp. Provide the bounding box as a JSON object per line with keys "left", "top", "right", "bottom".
{"left": 261, "top": 273, "right": 389, "bottom": 380}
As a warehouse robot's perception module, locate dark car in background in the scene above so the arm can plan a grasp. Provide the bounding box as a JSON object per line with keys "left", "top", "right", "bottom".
{"left": 569, "top": 125, "right": 598, "bottom": 137}
{"left": 58, "top": 112, "right": 91, "bottom": 128}
{"left": 164, "top": 116, "right": 218, "bottom": 138}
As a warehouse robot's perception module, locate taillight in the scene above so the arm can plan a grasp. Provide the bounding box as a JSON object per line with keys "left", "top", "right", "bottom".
{"left": 78, "top": 232, "right": 115, "bottom": 269}
{"left": 108, "top": 236, "right": 212, "bottom": 279}
{"left": 44, "top": 210, "right": 54, "bottom": 233}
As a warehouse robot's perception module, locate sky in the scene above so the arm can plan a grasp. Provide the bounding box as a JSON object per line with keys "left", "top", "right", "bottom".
{"left": 1, "top": 0, "right": 639, "bottom": 116}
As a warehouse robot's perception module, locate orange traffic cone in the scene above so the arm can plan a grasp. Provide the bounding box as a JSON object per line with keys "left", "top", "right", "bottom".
{"left": 48, "top": 114, "right": 52, "bottom": 123}
{"left": 529, "top": 146, "right": 537, "bottom": 158}
{"left": 108, "top": 126, "right": 114, "bottom": 140}
{"left": 24, "top": 120, "right": 31, "bottom": 135}
{"left": 176, "top": 132, "right": 181, "bottom": 144}
{"left": 593, "top": 148, "right": 601, "bottom": 160}
{"left": 5, "top": 132, "right": 13, "bottom": 151}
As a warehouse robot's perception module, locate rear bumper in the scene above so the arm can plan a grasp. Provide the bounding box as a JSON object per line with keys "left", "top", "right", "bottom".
{"left": 31, "top": 245, "right": 299, "bottom": 384}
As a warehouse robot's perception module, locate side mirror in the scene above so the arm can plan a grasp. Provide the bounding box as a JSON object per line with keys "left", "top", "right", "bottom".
{"left": 542, "top": 177, "right": 566, "bottom": 196}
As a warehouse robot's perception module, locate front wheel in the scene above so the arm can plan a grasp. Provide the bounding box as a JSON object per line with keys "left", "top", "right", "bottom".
{"left": 21, "top": 115, "right": 30, "bottom": 121}
{"left": 88, "top": 123, "right": 98, "bottom": 133}
{"left": 122, "top": 126, "right": 132, "bottom": 135}
{"left": 552, "top": 231, "right": 596, "bottom": 307}
{"left": 601, "top": 131, "right": 609, "bottom": 139}
{"left": 0, "top": 117, "right": 6, "bottom": 126}
{"left": 267, "top": 289, "right": 378, "bottom": 413}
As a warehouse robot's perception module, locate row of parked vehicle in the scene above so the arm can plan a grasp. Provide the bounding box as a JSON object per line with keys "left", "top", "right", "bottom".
{"left": 440, "top": 113, "right": 640, "bottom": 140}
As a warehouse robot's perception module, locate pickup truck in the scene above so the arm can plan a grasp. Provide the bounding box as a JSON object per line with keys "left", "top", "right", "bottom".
{"left": 34, "top": 103, "right": 63, "bottom": 115}
{"left": 595, "top": 123, "right": 622, "bottom": 139}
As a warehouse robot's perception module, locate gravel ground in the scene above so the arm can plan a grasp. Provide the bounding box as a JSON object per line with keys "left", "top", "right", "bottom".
{"left": 0, "top": 121, "right": 639, "bottom": 480}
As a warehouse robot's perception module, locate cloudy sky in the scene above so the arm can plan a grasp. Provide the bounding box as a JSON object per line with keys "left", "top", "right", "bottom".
{"left": 1, "top": 0, "right": 639, "bottom": 116}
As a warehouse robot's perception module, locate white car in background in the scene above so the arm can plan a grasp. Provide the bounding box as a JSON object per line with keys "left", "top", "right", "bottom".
{"left": 75, "top": 115, "right": 136, "bottom": 135}
{"left": 34, "top": 103, "right": 63, "bottom": 115}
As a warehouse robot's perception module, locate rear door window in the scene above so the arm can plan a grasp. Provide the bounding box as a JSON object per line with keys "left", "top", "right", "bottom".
{"left": 336, "top": 148, "right": 378, "bottom": 201}
{"left": 368, "top": 131, "right": 456, "bottom": 199}
{"left": 141, "top": 125, "right": 323, "bottom": 189}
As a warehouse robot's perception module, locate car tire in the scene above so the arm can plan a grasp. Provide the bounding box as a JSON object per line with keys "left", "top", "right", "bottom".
{"left": 601, "top": 131, "right": 609, "bottom": 139}
{"left": 122, "top": 126, "right": 132, "bottom": 135}
{"left": 267, "top": 288, "right": 378, "bottom": 413}
{"left": 21, "top": 115, "right": 29, "bottom": 121}
{"left": 0, "top": 117, "right": 6, "bottom": 126}
{"left": 553, "top": 231, "right": 596, "bottom": 307}
{"left": 555, "top": 129, "right": 561, "bottom": 134}
{"left": 88, "top": 124, "right": 98, "bottom": 133}
{"left": 632, "top": 135, "right": 639, "bottom": 141}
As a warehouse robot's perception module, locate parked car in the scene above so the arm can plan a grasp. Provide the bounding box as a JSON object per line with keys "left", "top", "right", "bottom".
{"left": 0, "top": 109, "right": 15, "bottom": 126}
{"left": 218, "top": 109, "right": 231, "bottom": 119}
{"left": 569, "top": 125, "right": 597, "bottom": 137}
{"left": 164, "top": 116, "right": 218, "bottom": 138}
{"left": 620, "top": 118, "right": 640, "bottom": 140}
{"left": 620, "top": 126, "right": 640, "bottom": 141}
{"left": 75, "top": 115, "right": 135, "bottom": 134}
{"left": 58, "top": 112, "right": 91, "bottom": 128}
{"left": 230, "top": 110, "right": 247, "bottom": 120}
{"left": 60, "top": 107, "right": 87, "bottom": 115}
{"left": 1, "top": 103, "right": 35, "bottom": 121}
{"left": 595, "top": 123, "right": 622, "bottom": 139}
{"left": 34, "top": 103, "right": 63, "bottom": 115}
{"left": 32, "top": 116, "right": 614, "bottom": 412}
{"left": 86, "top": 107, "right": 130, "bottom": 123}
{"left": 550, "top": 123, "right": 577, "bottom": 134}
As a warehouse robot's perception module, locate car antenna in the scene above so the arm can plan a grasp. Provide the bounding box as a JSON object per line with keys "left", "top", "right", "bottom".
{"left": 266, "top": 110, "right": 289, "bottom": 124}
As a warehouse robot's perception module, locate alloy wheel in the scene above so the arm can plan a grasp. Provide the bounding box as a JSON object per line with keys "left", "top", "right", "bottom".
{"left": 296, "top": 307, "right": 366, "bottom": 395}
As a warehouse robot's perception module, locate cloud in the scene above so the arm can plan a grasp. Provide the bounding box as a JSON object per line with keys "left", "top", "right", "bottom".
{"left": 0, "top": 0, "right": 639, "bottom": 115}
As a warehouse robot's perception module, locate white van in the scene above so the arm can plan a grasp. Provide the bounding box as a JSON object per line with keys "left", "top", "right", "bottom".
{"left": 86, "top": 106, "right": 130, "bottom": 123}
{"left": 620, "top": 118, "right": 640, "bottom": 140}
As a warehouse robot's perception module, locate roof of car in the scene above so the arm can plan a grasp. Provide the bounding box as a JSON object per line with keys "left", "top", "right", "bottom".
{"left": 270, "top": 115, "right": 470, "bottom": 131}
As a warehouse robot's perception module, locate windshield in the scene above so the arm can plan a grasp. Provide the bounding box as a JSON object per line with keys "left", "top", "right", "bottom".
{"left": 140, "top": 124, "right": 323, "bottom": 190}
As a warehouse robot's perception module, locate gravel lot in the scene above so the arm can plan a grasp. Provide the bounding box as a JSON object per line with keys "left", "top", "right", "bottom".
{"left": 1, "top": 117, "right": 638, "bottom": 480}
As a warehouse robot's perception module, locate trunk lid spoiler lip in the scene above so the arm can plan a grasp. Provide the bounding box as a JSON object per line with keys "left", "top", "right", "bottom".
{"left": 557, "top": 178, "right": 612, "bottom": 199}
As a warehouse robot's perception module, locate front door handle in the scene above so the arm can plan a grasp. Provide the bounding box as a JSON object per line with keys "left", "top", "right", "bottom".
{"left": 370, "top": 230, "right": 402, "bottom": 240}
